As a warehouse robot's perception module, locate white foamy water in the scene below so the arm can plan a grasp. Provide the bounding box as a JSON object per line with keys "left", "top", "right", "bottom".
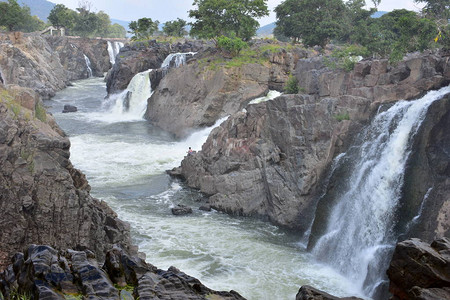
{"left": 107, "top": 41, "right": 124, "bottom": 65}
{"left": 161, "top": 52, "right": 196, "bottom": 70}
{"left": 83, "top": 54, "right": 93, "bottom": 78}
{"left": 46, "top": 77, "right": 365, "bottom": 300}
{"left": 248, "top": 90, "right": 282, "bottom": 105}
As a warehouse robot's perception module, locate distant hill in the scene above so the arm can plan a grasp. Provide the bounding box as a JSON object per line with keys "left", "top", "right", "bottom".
{"left": 372, "top": 11, "right": 388, "bottom": 18}
{"left": 257, "top": 22, "right": 276, "bottom": 37}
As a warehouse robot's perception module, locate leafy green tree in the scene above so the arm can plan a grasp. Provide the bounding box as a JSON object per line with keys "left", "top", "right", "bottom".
{"left": 48, "top": 4, "right": 75, "bottom": 28}
{"left": 0, "top": 0, "right": 24, "bottom": 31}
{"left": 274, "top": 0, "right": 346, "bottom": 47}
{"left": 95, "top": 11, "right": 111, "bottom": 37}
{"left": 129, "top": 17, "right": 159, "bottom": 40}
{"left": 189, "top": 0, "right": 269, "bottom": 41}
{"left": 414, "top": 0, "right": 450, "bottom": 20}
{"left": 163, "top": 18, "right": 188, "bottom": 37}
{"left": 342, "top": 0, "right": 377, "bottom": 43}
{"left": 73, "top": 6, "right": 99, "bottom": 37}
{"left": 108, "top": 23, "right": 127, "bottom": 38}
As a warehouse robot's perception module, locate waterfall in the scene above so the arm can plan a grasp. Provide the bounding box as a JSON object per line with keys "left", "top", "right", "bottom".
{"left": 83, "top": 54, "right": 93, "bottom": 78}
{"left": 106, "top": 69, "right": 153, "bottom": 121}
{"left": 107, "top": 41, "right": 124, "bottom": 65}
{"left": 248, "top": 90, "right": 282, "bottom": 105}
{"left": 311, "top": 86, "right": 450, "bottom": 297}
{"left": 161, "top": 52, "right": 196, "bottom": 71}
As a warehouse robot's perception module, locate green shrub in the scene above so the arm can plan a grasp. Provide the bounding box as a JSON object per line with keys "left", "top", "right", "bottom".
{"left": 284, "top": 75, "right": 300, "bottom": 94}
{"left": 335, "top": 112, "right": 350, "bottom": 121}
{"left": 217, "top": 35, "right": 248, "bottom": 57}
{"left": 35, "top": 102, "right": 47, "bottom": 123}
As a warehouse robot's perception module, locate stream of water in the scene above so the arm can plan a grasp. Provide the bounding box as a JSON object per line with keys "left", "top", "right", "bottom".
{"left": 45, "top": 77, "right": 362, "bottom": 300}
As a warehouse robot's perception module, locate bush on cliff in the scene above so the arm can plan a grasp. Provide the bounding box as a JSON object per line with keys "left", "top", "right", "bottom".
{"left": 284, "top": 75, "right": 300, "bottom": 94}
{"left": 217, "top": 35, "right": 248, "bottom": 57}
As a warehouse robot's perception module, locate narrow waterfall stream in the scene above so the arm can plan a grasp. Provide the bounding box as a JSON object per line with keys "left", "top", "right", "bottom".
{"left": 311, "top": 86, "right": 450, "bottom": 297}
{"left": 45, "top": 75, "right": 361, "bottom": 299}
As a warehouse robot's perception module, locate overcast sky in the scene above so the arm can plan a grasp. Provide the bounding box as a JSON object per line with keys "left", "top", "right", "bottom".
{"left": 49, "top": 0, "right": 425, "bottom": 26}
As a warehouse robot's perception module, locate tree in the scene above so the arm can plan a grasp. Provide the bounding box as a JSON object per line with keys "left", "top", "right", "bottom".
{"left": 188, "top": 0, "right": 269, "bottom": 41}
{"left": 108, "top": 23, "right": 127, "bottom": 38}
{"left": 48, "top": 4, "right": 75, "bottom": 28}
{"left": 129, "top": 18, "right": 159, "bottom": 40}
{"left": 274, "top": 0, "right": 346, "bottom": 47}
{"left": 163, "top": 18, "right": 188, "bottom": 37}
{"left": 414, "top": 0, "right": 450, "bottom": 20}
{"left": 0, "top": 0, "right": 24, "bottom": 31}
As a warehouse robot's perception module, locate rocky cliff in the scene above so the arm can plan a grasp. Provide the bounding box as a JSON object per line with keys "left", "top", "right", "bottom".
{"left": 179, "top": 51, "right": 450, "bottom": 235}
{"left": 0, "top": 84, "right": 134, "bottom": 271}
{"left": 144, "top": 42, "right": 314, "bottom": 138}
{"left": 0, "top": 32, "right": 118, "bottom": 99}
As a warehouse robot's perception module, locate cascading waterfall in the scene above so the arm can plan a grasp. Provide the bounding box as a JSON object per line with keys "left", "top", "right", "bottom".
{"left": 105, "top": 69, "right": 153, "bottom": 121}
{"left": 311, "top": 85, "right": 450, "bottom": 297}
{"left": 107, "top": 41, "right": 124, "bottom": 65}
{"left": 83, "top": 54, "right": 93, "bottom": 78}
{"left": 248, "top": 90, "right": 282, "bottom": 105}
{"left": 161, "top": 52, "right": 196, "bottom": 71}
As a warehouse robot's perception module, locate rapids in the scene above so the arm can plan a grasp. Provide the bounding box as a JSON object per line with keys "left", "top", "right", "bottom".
{"left": 45, "top": 76, "right": 362, "bottom": 300}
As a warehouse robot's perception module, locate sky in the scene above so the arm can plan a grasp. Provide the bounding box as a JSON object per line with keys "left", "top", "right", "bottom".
{"left": 49, "top": 0, "right": 426, "bottom": 26}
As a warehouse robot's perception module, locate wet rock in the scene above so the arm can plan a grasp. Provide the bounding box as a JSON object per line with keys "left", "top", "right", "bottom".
{"left": 171, "top": 204, "right": 193, "bottom": 216}
{"left": 387, "top": 238, "right": 450, "bottom": 300}
{"left": 199, "top": 205, "right": 212, "bottom": 212}
{"left": 166, "top": 167, "right": 183, "bottom": 178}
{"left": 62, "top": 104, "right": 77, "bottom": 113}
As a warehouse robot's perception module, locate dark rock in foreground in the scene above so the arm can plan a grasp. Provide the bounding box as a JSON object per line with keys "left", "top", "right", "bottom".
{"left": 62, "top": 104, "right": 77, "bottom": 113}
{"left": 387, "top": 237, "right": 450, "bottom": 300}
{"left": 0, "top": 244, "right": 245, "bottom": 300}
{"left": 172, "top": 204, "right": 193, "bottom": 216}
{"left": 296, "top": 285, "right": 363, "bottom": 300}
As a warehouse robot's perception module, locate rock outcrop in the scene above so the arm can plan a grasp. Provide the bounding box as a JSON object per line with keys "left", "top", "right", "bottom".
{"left": 0, "top": 244, "right": 245, "bottom": 300}
{"left": 179, "top": 51, "right": 450, "bottom": 232}
{"left": 0, "top": 32, "right": 117, "bottom": 99}
{"left": 387, "top": 238, "right": 450, "bottom": 300}
{"left": 0, "top": 85, "right": 134, "bottom": 271}
{"left": 144, "top": 42, "right": 313, "bottom": 138}
{"left": 296, "top": 286, "right": 363, "bottom": 300}
{"left": 106, "top": 40, "right": 205, "bottom": 95}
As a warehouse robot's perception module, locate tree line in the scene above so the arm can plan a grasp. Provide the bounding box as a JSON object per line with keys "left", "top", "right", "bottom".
{"left": 0, "top": 0, "right": 126, "bottom": 38}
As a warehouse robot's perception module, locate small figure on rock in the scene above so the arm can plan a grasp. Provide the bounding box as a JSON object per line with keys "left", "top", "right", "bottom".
{"left": 187, "top": 147, "right": 193, "bottom": 155}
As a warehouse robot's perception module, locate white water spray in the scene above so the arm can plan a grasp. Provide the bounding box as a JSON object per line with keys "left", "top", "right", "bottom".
{"left": 312, "top": 86, "right": 450, "bottom": 296}
{"left": 248, "top": 90, "right": 282, "bottom": 105}
{"left": 83, "top": 54, "right": 93, "bottom": 78}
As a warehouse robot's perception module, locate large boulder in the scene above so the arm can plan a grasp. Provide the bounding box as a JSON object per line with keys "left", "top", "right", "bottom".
{"left": 180, "top": 93, "right": 370, "bottom": 230}
{"left": 296, "top": 286, "right": 363, "bottom": 300}
{"left": 0, "top": 85, "right": 134, "bottom": 270}
{"left": 387, "top": 238, "right": 450, "bottom": 300}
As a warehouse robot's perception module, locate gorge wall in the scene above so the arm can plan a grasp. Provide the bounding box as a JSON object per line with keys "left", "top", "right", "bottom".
{"left": 0, "top": 84, "right": 135, "bottom": 270}
{"left": 0, "top": 32, "right": 119, "bottom": 99}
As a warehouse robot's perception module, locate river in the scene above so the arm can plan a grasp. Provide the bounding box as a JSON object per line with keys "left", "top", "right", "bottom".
{"left": 45, "top": 77, "right": 363, "bottom": 300}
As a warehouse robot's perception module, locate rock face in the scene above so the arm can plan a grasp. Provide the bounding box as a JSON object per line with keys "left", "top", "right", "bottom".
{"left": 0, "top": 244, "right": 245, "bottom": 300}
{"left": 179, "top": 51, "right": 450, "bottom": 232}
{"left": 106, "top": 40, "right": 205, "bottom": 95}
{"left": 0, "top": 85, "right": 134, "bottom": 271}
{"left": 145, "top": 43, "right": 312, "bottom": 138}
{"left": 387, "top": 238, "right": 450, "bottom": 300}
{"left": 0, "top": 32, "right": 116, "bottom": 99}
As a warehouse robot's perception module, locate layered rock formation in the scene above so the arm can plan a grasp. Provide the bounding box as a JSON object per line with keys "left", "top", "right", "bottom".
{"left": 0, "top": 244, "right": 244, "bottom": 300}
{"left": 145, "top": 42, "right": 313, "bottom": 138}
{"left": 0, "top": 32, "right": 118, "bottom": 99}
{"left": 179, "top": 51, "right": 450, "bottom": 233}
{"left": 0, "top": 85, "right": 134, "bottom": 270}
{"left": 387, "top": 238, "right": 450, "bottom": 300}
